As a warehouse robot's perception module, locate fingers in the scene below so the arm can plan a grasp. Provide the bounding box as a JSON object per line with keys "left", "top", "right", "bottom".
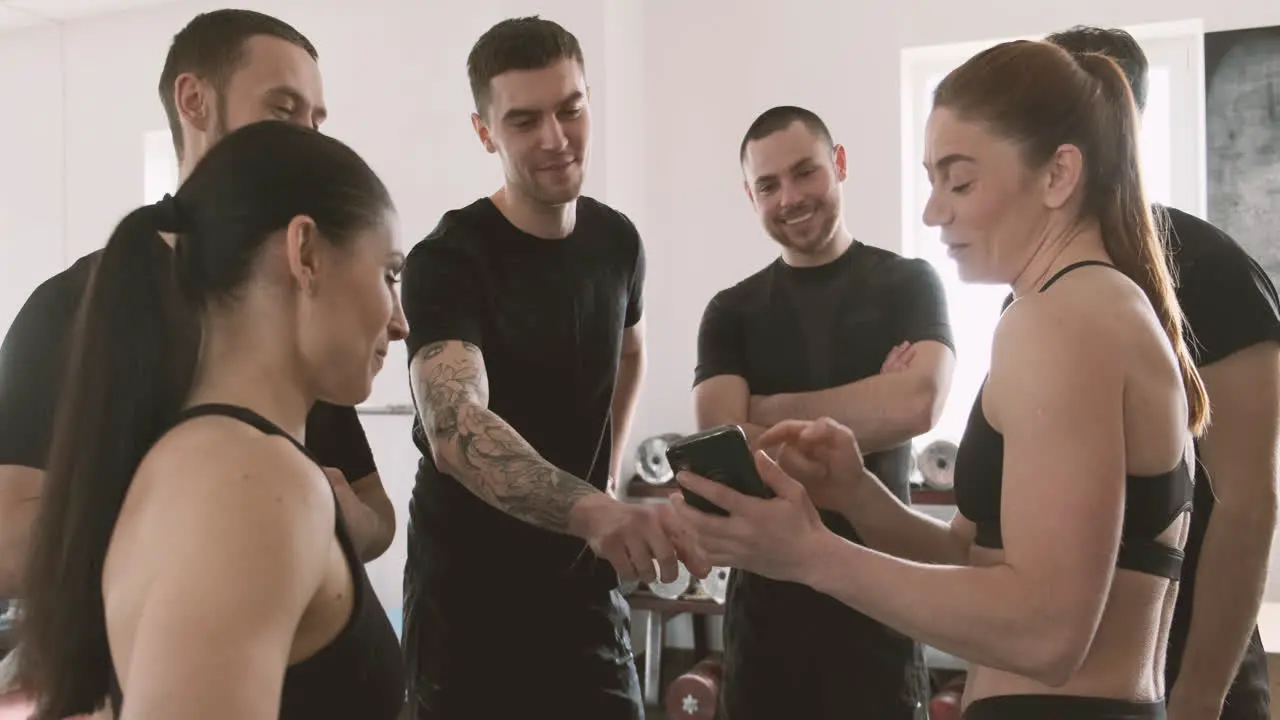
{"left": 676, "top": 470, "right": 752, "bottom": 516}
{"left": 618, "top": 538, "right": 654, "bottom": 583}
{"left": 661, "top": 501, "right": 711, "bottom": 578}
{"left": 881, "top": 341, "right": 910, "bottom": 372}
{"left": 752, "top": 450, "right": 805, "bottom": 499}
{"left": 645, "top": 516, "right": 681, "bottom": 584}
{"left": 755, "top": 419, "right": 812, "bottom": 449}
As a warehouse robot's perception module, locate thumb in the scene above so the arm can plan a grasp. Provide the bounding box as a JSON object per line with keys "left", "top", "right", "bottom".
{"left": 753, "top": 449, "right": 803, "bottom": 499}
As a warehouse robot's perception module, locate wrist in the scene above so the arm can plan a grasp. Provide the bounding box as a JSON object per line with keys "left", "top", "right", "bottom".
{"left": 839, "top": 470, "right": 874, "bottom": 524}
{"left": 796, "top": 528, "right": 842, "bottom": 589}
{"left": 566, "top": 491, "right": 613, "bottom": 540}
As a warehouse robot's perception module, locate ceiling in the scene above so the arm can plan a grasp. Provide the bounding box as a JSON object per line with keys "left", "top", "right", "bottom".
{"left": 0, "top": 0, "right": 181, "bottom": 29}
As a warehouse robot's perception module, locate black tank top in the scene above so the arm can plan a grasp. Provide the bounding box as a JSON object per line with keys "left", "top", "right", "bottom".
{"left": 952, "top": 261, "right": 1194, "bottom": 580}
{"left": 109, "top": 403, "right": 405, "bottom": 719}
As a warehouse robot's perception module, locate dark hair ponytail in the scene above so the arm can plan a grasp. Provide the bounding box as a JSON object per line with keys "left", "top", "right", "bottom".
{"left": 17, "top": 120, "right": 393, "bottom": 719}
{"left": 1075, "top": 52, "right": 1209, "bottom": 436}
{"left": 21, "top": 204, "right": 199, "bottom": 718}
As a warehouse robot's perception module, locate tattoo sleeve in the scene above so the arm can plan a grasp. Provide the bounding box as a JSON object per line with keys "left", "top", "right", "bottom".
{"left": 412, "top": 340, "right": 601, "bottom": 533}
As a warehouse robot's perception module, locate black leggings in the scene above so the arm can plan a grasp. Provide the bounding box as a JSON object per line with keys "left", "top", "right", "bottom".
{"left": 963, "top": 695, "right": 1165, "bottom": 719}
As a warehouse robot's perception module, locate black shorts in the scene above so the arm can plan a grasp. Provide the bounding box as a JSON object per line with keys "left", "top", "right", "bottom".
{"left": 963, "top": 695, "right": 1166, "bottom": 719}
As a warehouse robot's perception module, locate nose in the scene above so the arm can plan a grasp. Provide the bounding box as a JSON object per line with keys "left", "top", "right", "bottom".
{"left": 388, "top": 294, "right": 409, "bottom": 342}
{"left": 922, "top": 189, "right": 949, "bottom": 228}
{"left": 539, "top": 117, "right": 569, "bottom": 151}
{"left": 778, "top": 180, "right": 805, "bottom": 211}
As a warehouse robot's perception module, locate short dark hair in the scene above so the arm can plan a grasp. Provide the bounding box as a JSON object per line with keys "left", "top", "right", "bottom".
{"left": 1044, "top": 25, "right": 1149, "bottom": 112}
{"left": 158, "top": 9, "right": 318, "bottom": 161}
{"left": 21, "top": 121, "right": 392, "bottom": 719}
{"left": 739, "top": 106, "right": 834, "bottom": 165}
{"left": 466, "top": 16, "right": 584, "bottom": 115}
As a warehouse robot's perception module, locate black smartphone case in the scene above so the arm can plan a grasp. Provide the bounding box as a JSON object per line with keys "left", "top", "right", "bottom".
{"left": 665, "top": 424, "right": 773, "bottom": 516}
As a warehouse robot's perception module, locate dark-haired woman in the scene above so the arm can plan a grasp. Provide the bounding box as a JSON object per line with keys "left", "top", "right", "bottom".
{"left": 20, "top": 120, "right": 408, "bottom": 720}
{"left": 673, "top": 40, "right": 1204, "bottom": 720}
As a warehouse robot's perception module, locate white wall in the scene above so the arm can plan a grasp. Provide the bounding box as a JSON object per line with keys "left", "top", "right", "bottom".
{"left": 2, "top": 0, "right": 1280, "bottom": 653}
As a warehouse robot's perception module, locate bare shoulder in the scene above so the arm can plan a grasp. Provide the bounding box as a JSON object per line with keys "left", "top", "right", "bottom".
{"left": 134, "top": 417, "right": 335, "bottom": 571}
{"left": 988, "top": 286, "right": 1125, "bottom": 425}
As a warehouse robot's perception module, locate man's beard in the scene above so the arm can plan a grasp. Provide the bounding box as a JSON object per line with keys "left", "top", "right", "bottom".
{"left": 522, "top": 165, "right": 582, "bottom": 206}
{"left": 768, "top": 203, "right": 838, "bottom": 253}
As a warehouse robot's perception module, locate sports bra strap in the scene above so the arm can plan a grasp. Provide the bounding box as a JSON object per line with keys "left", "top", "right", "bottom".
{"left": 175, "top": 403, "right": 318, "bottom": 466}
{"left": 1039, "top": 260, "right": 1117, "bottom": 293}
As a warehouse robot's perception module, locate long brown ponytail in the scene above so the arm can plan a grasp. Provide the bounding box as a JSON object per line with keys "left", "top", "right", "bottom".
{"left": 1075, "top": 52, "right": 1208, "bottom": 435}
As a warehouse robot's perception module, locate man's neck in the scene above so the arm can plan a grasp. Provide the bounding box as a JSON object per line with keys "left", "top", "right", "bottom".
{"left": 781, "top": 225, "right": 854, "bottom": 268}
{"left": 492, "top": 185, "right": 577, "bottom": 239}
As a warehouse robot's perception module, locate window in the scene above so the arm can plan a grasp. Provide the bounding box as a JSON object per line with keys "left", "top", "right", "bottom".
{"left": 143, "top": 129, "right": 178, "bottom": 204}
{"left": 900, "top": 21, "right": 1207, "bottom": 449}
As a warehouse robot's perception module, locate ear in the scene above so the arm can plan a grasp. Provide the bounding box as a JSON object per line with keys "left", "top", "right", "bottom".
{"left": 471, "top": 113, "right": 497, "bottom": 154}
{"left": 743, "top": 179, "right": 755, "bottom": 205}
{"left": 585, "top": 84, "right": 592, "bottom": 103}
{"left": 283, "top": 215, "right": 324, "bottom": 295}
{"left": 833, "top": 144, "right": 848, "bottom": 182}
{"left": 173, "top": 72, "right": 213, "bottom": 134}
{"left": 1042, "top": 143, "right": 1084, "bottom": 211}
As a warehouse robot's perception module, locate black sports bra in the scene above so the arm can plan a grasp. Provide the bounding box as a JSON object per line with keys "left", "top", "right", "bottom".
{"left": 109, "top": 403, "right": 405, "bottom": 719}
{"left": 952, "top": 261, "right": 1193, "bottom": 580}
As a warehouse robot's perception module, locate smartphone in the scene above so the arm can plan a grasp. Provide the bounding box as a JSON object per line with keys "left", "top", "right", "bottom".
{"left": 665, "top": 424, "right": 773, "bottom": 516}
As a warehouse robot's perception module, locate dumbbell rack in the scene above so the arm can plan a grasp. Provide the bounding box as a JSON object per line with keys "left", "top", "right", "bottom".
{"left": 627, "top": 590, "right": 725, "bottom": 709}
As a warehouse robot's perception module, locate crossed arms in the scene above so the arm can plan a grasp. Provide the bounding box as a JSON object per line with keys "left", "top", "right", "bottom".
{"left": 696, "top": 340, "right": 954, "bottom": 453}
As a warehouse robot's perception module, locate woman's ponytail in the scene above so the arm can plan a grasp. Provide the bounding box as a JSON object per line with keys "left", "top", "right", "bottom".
{"left": 20, "top": 202, "right": 200, "bottom": 719}
{"left": 1076, "top": 52, "right": 1210, "bottom": 436}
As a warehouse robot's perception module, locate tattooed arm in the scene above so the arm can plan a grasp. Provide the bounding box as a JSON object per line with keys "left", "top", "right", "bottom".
{"left": 410, "top": 339, "right": 606, "bottom": 533}
{"left": 410, "top": 338, "right": 708, "bottom": 581}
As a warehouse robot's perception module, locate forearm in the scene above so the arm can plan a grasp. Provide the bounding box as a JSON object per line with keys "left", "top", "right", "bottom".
{"left": 0, "top": 503, "right": 36, "bottom": 597}
{"left": 1172, "top": 500, "right": 1276, "bottom": 703}
{"left": 801, "top": 532, "right": 1067, "bottom": 683}
{"left": 754, "top": 374, "right": 931, "bottom": 453}
{"left": 329, "top": 481, "right": 393, "bottom": 562}
{"left": 431, "top": 400, "right": 601, "bottom": 534}
{"left": 0, "top": 468, "right": 42, "bottom": 597}
{"left": 610, "top": 353, "right": 645, "bottom": 479}
{"left": 843, "top": 472, "right": 967, "bottom": 565}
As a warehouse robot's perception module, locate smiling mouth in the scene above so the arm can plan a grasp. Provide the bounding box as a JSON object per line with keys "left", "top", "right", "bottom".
{"left": 782, "top": 211, "right": 815, "bottom": 226}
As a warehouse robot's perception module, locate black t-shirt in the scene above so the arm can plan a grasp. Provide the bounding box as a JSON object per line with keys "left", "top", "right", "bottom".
{"left": 0, "top": 245, "right": 378, "bottom": 482}
{"left": 694, "top": 241, "right": 952, "bottom": 720}
{"left": 1162, "top": 205, "right": 1280, "bottom": 717}
{"left": 399, "top": 196, "right": 644, "bottom": 598}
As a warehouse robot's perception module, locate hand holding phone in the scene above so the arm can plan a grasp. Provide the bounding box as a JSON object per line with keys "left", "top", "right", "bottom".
{"left": 665, "top": 424, "right": 773, "bottom": 516}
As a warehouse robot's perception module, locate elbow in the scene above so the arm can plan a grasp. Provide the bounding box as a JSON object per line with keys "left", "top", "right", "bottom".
{"left": 423, "top": 401, "right": 481, "bottom": 475}
{"left": 1017, "top": 610, "right": 1094, "bottom": 687}
{"left": 901, "top": 383, "right": 944, "bottom": 437}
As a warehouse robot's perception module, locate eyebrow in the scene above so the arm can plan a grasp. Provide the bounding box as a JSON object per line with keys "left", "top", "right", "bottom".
{"left": 755, "top": 157, "right": 818, "bottom": 185}
{"left": 265, "top": 85, "right": 327, "bottom": 124}
{"left": 502, "top": 90, "right": 585, "bottom": 122}
{"left": 923, "top": 153, "right": 976, "bottom": 176}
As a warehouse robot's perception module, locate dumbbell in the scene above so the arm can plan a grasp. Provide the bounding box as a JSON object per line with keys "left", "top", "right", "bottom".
{"left": 647, "top": 561, "right": 692, "bottom": 599}
{"left": 916, "top": 439, "right": 958, "bottom": 490}
{"left": 664, "top": 655, "right": 722, "bottom": 719}
{"left": 697, "top": 567, "right": 730, "bottom": 604}
{"left": 929, "top": 675, "right": 966, "bottom": 720}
